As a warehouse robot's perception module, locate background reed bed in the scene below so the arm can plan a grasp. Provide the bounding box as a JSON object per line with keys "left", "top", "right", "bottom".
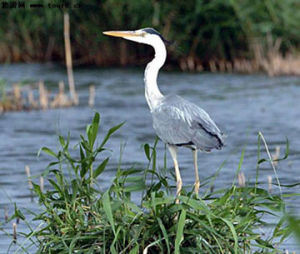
{"left": 0, "top": 0, "right": 299, "bottom": 75}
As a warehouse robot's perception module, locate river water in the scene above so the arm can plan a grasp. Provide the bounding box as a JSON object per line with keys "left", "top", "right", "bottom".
{"left": 0, "top": 64, "right": 299, "bottom": 252}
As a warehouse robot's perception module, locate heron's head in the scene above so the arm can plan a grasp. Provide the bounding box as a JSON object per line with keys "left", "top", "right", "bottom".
{"left": 103, "top": 28, "right": 170, "bottom": 47}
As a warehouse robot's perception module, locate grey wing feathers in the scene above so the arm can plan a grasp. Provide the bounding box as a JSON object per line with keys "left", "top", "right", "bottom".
{"left": 152, "top": 95, "right": 224, "bottom": 151}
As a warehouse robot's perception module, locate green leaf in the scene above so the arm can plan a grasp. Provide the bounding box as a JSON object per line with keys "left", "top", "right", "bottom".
{"left": 144, "top": 144, "right": 150, "bottom": 161}
{"left": 110, "top": 244, "right": 117, "bottom": 254}
{"left": 220, "top": 218, "right": 238, "bottom": 254}
{"left": 175, "top": 209, "right": 186, "bottom": 254}
{"left": 58, "top": 135, "right": 65, "bottom": 147}
{"left": 255, "top": 238, "right": 274, "bottom": 248}
{"left": 120, "top": 169, "right": 142, "bottom": 176}
{"left": 125, "top": 176, "right": 144, "bottom": 182}
{"left": 100, "top": 122, "right": 124, "bottom": 148}
{"left": 32, "top": 182, "right": 44, "bottom": 200}
{"left": 40, "top": 147, "right": 57, "bottom": 158}
{"left": 129, "top": 245, "right": 139, "bottom": 254}
{"left": 80, "top": 145, "right": 88, "bottom": 178}
{"left": 94, "top": 158, "right": 109, "bottom": 178}
{"left": 71, "top": 180, "right": 78, "bottom": 201}
{"left": 157, "top": 218, "right": 170, "bottom": 254}
{"left": 258, "top": 158, "right": 267, "bottom": 164}
{"left": 81, "top": 138, "right": 92, "bottom": 153}
{"left": 14, "top": 203, "right": 25, "bottom": 220}
{"left": 111, "top": 227, "right": 121, "bottom": 254}
{"left": 276, "top": 182, "right": 300, "bottom": 188}
{"left": 286, "top": 214, "right": 300, "bottom": 243}
{"left": 87, "top": 112, "right": 100, "bottom": 149}
{"left": 124, "top": 182, "right": 146, "bottom": 192}
{"left": 103, "top": 190, "right": 115, "bottom": 235}
{"left": 283, "top": 138, "right": 289, "bottom": 159}
{"left": 126, "top": 201, "right": 143, "bottom": 214}
{"left": 48, "top": 179, "right": 63, "bottom": 197}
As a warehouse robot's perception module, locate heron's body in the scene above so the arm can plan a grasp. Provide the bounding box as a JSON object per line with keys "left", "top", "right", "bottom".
{"left": 103, "top": 28, "right": 224, "bottom": 200}
{"left": 152, "top": 94, "right": 223, "bottom": 151}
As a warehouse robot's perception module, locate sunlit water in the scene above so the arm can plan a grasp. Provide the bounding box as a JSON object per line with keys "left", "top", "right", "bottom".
{"left": 0, "top": 64, "right": 299, "bottom": 252}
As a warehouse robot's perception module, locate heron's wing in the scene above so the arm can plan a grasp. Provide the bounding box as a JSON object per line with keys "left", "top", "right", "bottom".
{"left": 152, "top": 95, "right": 224, "bottom": 151}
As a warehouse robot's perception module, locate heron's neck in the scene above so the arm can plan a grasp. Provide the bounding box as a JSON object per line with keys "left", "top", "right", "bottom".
{"left": 144, "top": 40, "right": 166, "bottom": 111}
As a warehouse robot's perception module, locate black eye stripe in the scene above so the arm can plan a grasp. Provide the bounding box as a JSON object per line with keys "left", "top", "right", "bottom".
{"left": 142, "top": 28, "right": 160, "bottom": 36}
{"left": 142, "top": 28, "right": 170, "bottom": 44}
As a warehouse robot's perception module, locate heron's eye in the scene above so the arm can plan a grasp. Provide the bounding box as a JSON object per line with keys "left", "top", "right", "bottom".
{"left": 141, "top": 32, "right": 147, "bottom": 37}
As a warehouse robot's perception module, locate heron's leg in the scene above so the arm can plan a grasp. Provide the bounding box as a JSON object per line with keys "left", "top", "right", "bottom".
{"left": 168, "top": 145, "right": 182, "bottom": 203}
{"left": 193, "top": 149, "right": 200, "bottom": 195}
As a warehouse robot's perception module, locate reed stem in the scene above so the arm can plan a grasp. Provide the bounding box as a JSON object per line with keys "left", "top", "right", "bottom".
{"left": 64, "top": 13, "right": 78, "bottom": 105}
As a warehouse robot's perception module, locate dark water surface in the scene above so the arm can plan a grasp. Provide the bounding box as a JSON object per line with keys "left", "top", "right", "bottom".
{"left": 0, "top": 64, "right": 299, "bottom": 252}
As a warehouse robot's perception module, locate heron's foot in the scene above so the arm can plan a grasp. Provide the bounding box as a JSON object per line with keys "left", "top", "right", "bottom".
{"left": 175, "top": 179, "right": 182, "bottom": 204}
{"left": 194, "top": 180, "right": 200, "bottom": 196}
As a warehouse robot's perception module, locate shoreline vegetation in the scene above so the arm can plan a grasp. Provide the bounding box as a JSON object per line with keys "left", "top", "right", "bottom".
{"left": 1, "top": 1, "right": 299, "bottom": 76}
{"left": 0, "top": 79, "right": 95, "bottom": 112}
{"left": 3, "top": 113, "right": 299, "bottom": 253}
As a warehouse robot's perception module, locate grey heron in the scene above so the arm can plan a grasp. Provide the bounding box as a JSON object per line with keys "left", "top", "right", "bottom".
{"left": 103, "top": 28, "right": 224, "bottom": 200}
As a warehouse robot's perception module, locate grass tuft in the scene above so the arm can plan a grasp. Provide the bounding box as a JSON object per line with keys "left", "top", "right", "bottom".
{"left": 8, "top": 112, "right": 299, "bottom": 253}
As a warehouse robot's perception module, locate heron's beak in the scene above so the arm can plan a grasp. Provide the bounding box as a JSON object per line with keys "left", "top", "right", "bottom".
{"left": 103, "top": 30, "right": 140, "bottom": 38}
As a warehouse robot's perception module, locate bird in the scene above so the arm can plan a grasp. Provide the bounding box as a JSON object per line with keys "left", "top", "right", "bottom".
{"left": 103, "top": 28, "right": 224, "bottom": 201}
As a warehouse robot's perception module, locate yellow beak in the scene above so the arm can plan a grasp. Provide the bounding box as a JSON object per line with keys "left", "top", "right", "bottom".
{"left": 103, "top": 31, "right": 139, "bottom": 38}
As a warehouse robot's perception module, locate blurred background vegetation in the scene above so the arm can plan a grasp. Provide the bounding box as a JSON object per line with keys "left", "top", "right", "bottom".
{"left": 0, "top": 0, "right": 299, "bottom": 73}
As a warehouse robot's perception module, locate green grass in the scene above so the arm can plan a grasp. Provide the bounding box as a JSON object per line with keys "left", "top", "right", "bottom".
{"left": 7, "top": 112, "right": 299, "bottom": 253}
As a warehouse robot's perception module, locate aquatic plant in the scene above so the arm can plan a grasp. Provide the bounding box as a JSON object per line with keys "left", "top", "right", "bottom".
{"left": 9, "top": 112, "right": 297, "bottom": 253}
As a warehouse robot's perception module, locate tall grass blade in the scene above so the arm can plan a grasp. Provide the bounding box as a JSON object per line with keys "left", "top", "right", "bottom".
{"left": 94, "top": 157, "right": 109, "bottom": 179}
{"left": 175, "top": 209, "right": 186, "bottom": 254}
{"left": 102, "top": 190, "right": 116, "bottom": 235}
{"left": 220, "top": 218, "right": 238, "bottom": 254}
{"left": 258, "top": 132, "right": 283, "bottom": 200}
{"left": 157, "top": 217, "right": 170, "bottom": 254}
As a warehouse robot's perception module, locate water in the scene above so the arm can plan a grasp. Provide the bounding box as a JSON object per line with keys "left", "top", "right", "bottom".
{"left": 0, "top": 64, "right": 299, "bottom": 252}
